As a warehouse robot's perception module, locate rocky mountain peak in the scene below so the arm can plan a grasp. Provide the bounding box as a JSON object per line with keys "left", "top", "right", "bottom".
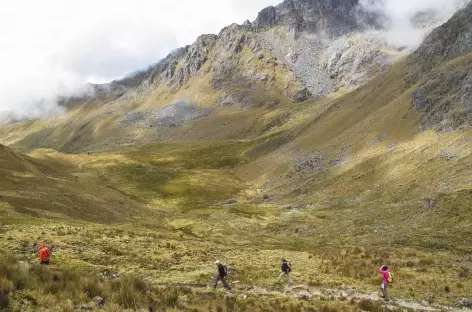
{"left": 253, "top": 0, "right": 362, "bottom": 36}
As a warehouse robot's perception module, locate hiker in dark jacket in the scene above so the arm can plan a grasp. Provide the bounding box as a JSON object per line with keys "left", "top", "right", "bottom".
{"left": 213, "top": 260, "right": 231, "bottom": 290}
{"left": 278, "top": 258, "right": 293, "bottom": 285}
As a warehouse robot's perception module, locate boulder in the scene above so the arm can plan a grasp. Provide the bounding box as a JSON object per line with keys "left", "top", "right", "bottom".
{"left": 284, "top": 87, "right": 311, "bottom": 102}
{"left": 423, "top": 199, "right": 435, "bottom": 209}
{"left": 459, "top": 298, "right": 472, "bottom": 308}
{"left": 91, "top": 296, "right": 105, "bottom": 309}
{"left": 154, "top": 100, "right": 212, "bottom": 127}
{"left": 297, "top": 290, "right": 312, "bottom": 300}
{"left": 225, "top": 198, "right": 237, "bottom": 205}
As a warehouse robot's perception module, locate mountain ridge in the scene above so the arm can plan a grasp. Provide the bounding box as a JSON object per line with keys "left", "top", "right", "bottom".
{"left": 90, "top": 0, "right": 369, "bottom": 95}
{"left": 0, "top": 0, "right": 463, "bottom": 154}
{"left": 88, "top": 0, "right": 379, "bottom": 102}
{"left": 81, "top": 0, "right": 452, "bottom": 109}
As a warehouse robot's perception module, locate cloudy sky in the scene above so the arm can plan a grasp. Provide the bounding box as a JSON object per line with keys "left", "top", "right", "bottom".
{"left": 0, "top": 0, "right": 280, "bottom": 117}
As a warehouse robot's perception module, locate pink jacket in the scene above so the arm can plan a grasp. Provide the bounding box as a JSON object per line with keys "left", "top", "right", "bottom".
{"left": 379, "top": 267, "right": 389, "bottom": 284}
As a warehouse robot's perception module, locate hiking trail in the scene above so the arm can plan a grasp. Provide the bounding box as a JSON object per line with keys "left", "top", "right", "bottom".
{"left": 154, "top": 282, "right": 472, "bottom": 312}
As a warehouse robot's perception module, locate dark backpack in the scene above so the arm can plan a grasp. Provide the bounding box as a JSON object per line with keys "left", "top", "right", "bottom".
{"left": 282, "top": 261, "right": 291, "bottom": 273}
{"left": 218, "top": 264, "right": 227, "bottom": 277}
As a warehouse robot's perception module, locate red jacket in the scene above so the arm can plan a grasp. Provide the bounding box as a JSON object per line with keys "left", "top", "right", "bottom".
{"left": 40, "top": 247, "right": 50, "bottom": 263}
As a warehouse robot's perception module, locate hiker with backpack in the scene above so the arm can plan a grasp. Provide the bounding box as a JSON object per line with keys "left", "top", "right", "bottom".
{"left": 213, "top": 260, "right": 231, "bottom": 290}
{"left": 39, "top": 243, "right": 51, "bottom": 265}
{"left": 378, "top": 265, "right": 393, "bottom": 301}
{"left": 278, "top": 258, "right": 292, "bottom": 285}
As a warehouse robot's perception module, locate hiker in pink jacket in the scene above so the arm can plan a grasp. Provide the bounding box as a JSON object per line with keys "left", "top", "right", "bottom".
{"left": 378, "top": 265, "right": 390, "bottom": 300}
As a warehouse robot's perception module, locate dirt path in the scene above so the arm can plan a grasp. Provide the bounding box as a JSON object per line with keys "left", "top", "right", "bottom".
{"left": 155, "top": 282, "right": 471, "bottom": 312}
{"left": 251, "top": 284, "right": 438, "bottom": 312}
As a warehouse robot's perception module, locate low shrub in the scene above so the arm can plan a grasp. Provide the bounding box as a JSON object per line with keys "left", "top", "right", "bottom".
{"left": 357, "top": 299, "right": 387, "bottom": 312}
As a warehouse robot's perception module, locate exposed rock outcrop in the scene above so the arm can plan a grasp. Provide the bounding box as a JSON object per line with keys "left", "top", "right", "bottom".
{"left": 168, "top": 35, "right": 217, "bottom": 90}
{"left": 253, "top": 0, "right": 362, "bottom": 36}
{"left": 411, "top": 1, "right": 472, "bottom": 130}
{"left": 411, "top": 1, "right": 472, "bottom": 75}
{"left": 412, "top": 65, "right": 472, "bottom": 131}
{"left": 322, "top": 31, "right": 402, "bottom": 88}
{"left": 154, "top": 100, "right": 212, "bottom": 127}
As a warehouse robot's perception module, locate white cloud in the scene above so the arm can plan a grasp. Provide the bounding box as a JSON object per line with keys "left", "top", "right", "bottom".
{"left": 0, "top": 0, "right": 280, "bottom": 118}
{"left": 360, "top": 0, "right": 470, "bottom": 47}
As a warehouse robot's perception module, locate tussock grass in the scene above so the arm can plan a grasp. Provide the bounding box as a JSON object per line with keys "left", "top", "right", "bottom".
{"left": 1, "top": 253, "right": 367, "bottom": 312}
{"left": 357, "top": 299, "right": 387, "bottom": 312}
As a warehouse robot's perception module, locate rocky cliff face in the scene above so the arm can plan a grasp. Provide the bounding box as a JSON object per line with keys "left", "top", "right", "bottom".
{"left": 115, "top": 22, "right": 311, "bottom": 106}
{"left": 248, "top": 0, "right": 409, "bottom": 97}
{"left": 253, "top": 0, "right": 362, "bottom": 36}
{"left": 410, "top": 1, "right": 472, "bottom": 131}
{"left": 78, "top": 0, "right": 453, "bottom": 110}
{"left": 411, "top": 1, "right": 472, "bottom": 74}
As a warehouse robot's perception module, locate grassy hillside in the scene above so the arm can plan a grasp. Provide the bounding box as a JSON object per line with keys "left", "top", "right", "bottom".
{"left": 1, "top": 133, "right": 471, "bottom": 310}
{"left": 0, "top": 143, "right": 150, "bottom": 223}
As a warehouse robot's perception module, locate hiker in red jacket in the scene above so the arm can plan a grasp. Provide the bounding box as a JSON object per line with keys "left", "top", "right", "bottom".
{"left": 39, "top": 243, "right": 51, "bottom": 265}
{"left": 378, "top": 265, "right": 390, "bottom": 300}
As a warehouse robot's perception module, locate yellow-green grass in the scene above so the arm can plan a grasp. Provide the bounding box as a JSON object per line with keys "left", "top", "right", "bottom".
{"left": 4, "top": 251, "right": 391, "bottom": 312}
{"left": 2, "top": 134, "right": 471, "bottom": 310}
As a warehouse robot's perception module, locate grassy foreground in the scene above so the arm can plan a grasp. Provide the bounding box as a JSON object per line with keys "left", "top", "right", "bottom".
{"left": 3, "top": 252, "right": 372, "bottom": 312}
{"left": 0, "top": 138, "right": 471, "bottom": 311}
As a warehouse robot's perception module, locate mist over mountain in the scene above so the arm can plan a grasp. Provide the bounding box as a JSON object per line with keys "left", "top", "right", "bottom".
{"left": 359, "top": 0, "right": 470, "bottom": 47}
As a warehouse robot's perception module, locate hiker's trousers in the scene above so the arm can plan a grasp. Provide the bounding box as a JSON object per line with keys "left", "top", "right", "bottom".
{"left": 213, "top": 276, "right": 231, "bottom": 290}
{"left": 380, "top": 283, "right": 389, "bottom": 300}
{"left": 278, "top": 271, "right": 292, "bottom": 284}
